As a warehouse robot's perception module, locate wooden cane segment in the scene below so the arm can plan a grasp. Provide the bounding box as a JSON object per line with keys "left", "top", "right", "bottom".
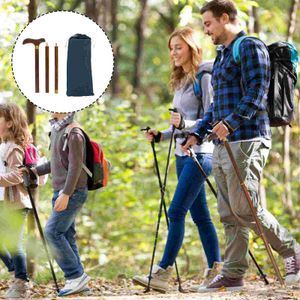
{"left": 35, "top": 45, "right": 39, "bottom": 93}
{"left": 223, "top": 139, "right": 285, "bottom": 286}
{"left": 55, "top": 43, "right": 58, "bottom": 94}
{"left": 22, "top": 38, "right": 45, "bottom": 93}
{"left": 45, "top": 43, "right": 49, "bottom": 93}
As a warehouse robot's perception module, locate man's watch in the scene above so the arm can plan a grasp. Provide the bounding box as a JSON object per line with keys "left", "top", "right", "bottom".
{"left": 189, "top": 132, "right": 203, "bottom": 145}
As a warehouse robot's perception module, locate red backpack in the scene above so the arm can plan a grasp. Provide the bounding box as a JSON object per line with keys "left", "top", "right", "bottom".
{"left": 64, "top": 123, "right": 110, "bottom": 190}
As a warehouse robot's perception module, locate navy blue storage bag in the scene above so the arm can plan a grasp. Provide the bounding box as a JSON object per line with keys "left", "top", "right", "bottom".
{"left": 67, "top": 34, "right": 94, "bottom": 97}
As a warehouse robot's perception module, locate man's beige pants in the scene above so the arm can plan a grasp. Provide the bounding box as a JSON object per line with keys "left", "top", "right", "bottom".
{"left": 212, "top": 139, "right": 299, "bottom": 278}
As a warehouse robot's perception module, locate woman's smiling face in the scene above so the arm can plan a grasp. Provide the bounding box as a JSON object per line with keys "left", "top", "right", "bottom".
{"left": 169, "top": 36, "right": 191, "bottom": 69}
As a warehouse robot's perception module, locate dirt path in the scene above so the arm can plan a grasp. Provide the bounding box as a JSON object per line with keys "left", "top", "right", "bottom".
{"left": 0, "top": 278, "right": 299, "bottom": 299}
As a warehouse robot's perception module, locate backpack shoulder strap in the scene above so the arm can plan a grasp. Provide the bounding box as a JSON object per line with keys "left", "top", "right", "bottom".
{"left": 62, "top": 122, "right": 92, "bottom": 178}
{"left": 232, "top": 36, "right": 250, "bottom": 63}
{"left": 193, "top": 68, "right": 212, "bottom": 118}
{"left": 193, "top": 70, "right": 211, "bottom": 98}
{"left": 232, "top": 36, "right": 265, "bottom": 63}
{"left": 63, "top": 122, "right": 83, "bottom": 151}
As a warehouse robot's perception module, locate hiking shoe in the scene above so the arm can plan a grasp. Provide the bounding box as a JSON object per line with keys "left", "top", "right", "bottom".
{"left": 198, "top": 274, "right": 244, "bottom": 293}
{"left": 58, "top": 273, "right": 91, "bottom": 297}
{"left": 190, "top": 261, "right": 223, "bottom": 292}
{"left": 5, "top": 278, "right": 29, "bottom": 298}
{"left": 132, "top": 265, "right": 173, "bottom": 293}
{"left": 284, "top": 251, "right": 300, "bottom": 285}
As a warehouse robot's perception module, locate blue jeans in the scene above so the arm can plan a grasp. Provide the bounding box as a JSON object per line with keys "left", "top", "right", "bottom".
{"left": 159, "top": 153, "right": 221, "bottom": 269}
{"left": 45, "top": 187, "right": 88, "bottom": 279}
{"left": 0, "top": 248, "right": 14, "bottom": 272}
{"left": 0, "top": 209, "right": 28, "bottom": 280}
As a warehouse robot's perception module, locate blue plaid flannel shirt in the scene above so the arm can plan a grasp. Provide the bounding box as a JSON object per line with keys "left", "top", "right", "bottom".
{"left": 193, "top": 31, "right": 272, "bottom": 143}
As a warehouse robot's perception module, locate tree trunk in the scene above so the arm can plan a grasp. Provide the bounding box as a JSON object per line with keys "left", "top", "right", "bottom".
{"left": 248, "top": 7, "right": 260, "bottom": 35}
{"left": 132, "top": 0, "right": 148, "bottom": 115}
{"left": 287, "top": 0, "right": 299, "bottom": 43}
{"left": 282, "top": 0, "right": 299, "bottom": 216}
{"left": 110, "top": 0, "right": 120, "bottom": 96}
{"left": 282, "top": 127, "right": 295, "bottom": 216}
{"left": 26, "top": 0, "right": 38, "bottom": 278}
{"left": 100, "top": 0, "right": 109, "bottom": 31}
{"left": 155, "top": 0, "right": 184, "bottom": 34}
{"left": 85, "top": 0, "right": 101, "bottom": 23}
{"left": 252, "top": 6, "right": 260, "bottom": 34}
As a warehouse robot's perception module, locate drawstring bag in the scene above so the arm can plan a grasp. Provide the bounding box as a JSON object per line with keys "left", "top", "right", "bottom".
{"left": 67, "top": 33, "right": 94, "bottom": 96}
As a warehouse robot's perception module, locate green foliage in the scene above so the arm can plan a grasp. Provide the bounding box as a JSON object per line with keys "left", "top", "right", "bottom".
{"left": 0, "top": 206, "right": 23, "bottom": 251}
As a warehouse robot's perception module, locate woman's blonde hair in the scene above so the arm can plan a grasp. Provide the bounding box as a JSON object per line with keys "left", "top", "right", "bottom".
{"left": 0, "top": 103, "right": 31, "bottom": 149}
{"left": 168, "top": 27, "right": 202, "bottom": 91}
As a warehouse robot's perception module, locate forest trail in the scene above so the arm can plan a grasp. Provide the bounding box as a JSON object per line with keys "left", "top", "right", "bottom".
{"left": 1, "top": 276, "right": 299, "bottom": 299}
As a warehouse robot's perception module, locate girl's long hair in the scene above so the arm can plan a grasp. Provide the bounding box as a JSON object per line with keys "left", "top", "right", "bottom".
{"left": 168, "top": 27, "right": 202, "bottom": 91}
{"left": 0, "top": 103, "right": 31, "bottom": 149}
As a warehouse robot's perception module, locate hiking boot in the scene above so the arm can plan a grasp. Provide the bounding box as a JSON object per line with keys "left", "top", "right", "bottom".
{"left": 58, "top": 273, "right": 91, "bottom": 297}
{"left": 198, "top": 274, "right": 244, "bottom": 293}
{"left": 190, "top": 261, "right": 223, "bottom": 292}
{"left": 5, "top": 278, "right": 29, "bottom": 298}
{"left": 132, "top": 265, "right": 173, "bottom": 293}
{"left": 284, "top": 251, "right": 300, "bottom": 285}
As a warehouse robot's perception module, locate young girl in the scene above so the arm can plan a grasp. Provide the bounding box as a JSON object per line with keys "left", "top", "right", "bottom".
{"left": 133, "top": 27, "right": 222, "bottom": 292}
{"left": 0, "top": 103, "right": 31, "bottom": 298}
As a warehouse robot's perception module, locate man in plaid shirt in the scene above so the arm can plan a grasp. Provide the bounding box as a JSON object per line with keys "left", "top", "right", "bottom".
{"left": 183, "top": 0, "right": 300, "bottom": 293}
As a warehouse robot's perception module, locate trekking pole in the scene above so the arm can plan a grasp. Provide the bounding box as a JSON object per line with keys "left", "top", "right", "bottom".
{"left": 141, "top": 126, "right": 185, "bottom": 293}
{"left": 203, "top": 135, "right": 284, "bottom": 286}
{"left": 22, "top": 167, "right": 60, "bottom": 292}
{"left": 187, "top": 146, "right": 269, "bottom": 285}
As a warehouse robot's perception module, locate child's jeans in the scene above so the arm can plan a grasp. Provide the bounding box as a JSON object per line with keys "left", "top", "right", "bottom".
{"left": 45, "top": 187, "right": 88, "bottom": 280}
{"left": 0, "top": 208, "right": 28, "bottom": 280}
{"left": 0, "top": 247, "right": 14, "bottom": 272}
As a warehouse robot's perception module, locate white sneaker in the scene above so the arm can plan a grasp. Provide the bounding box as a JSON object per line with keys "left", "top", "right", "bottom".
{"left": 132, "top": 265, "right": 173, "bottom": 293}
{"left": 58, "top": 273, "right": 91, "bottom": 297}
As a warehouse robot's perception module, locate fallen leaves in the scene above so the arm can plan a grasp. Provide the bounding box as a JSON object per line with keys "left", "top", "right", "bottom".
{"left": 0, "top": 276, "right": 299, "bottom": 299}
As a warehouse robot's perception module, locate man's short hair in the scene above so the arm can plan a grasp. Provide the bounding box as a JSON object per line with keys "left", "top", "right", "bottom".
{"left": 200, "top": 0, "right": 238, "bottom": 22}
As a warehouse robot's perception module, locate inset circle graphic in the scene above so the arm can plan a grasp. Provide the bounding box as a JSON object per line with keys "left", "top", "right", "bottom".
{"left": 12, "top": 11, "right": 114, "bottom": 112}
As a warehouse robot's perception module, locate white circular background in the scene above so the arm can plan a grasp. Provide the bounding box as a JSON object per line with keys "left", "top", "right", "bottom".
{"left": 12, "top": 11, "right": 114, "bottom": 112}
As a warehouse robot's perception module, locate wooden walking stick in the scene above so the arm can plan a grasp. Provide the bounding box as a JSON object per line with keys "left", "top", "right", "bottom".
{"left": 222, "top": 138, "right": 285, "bottom": 286}
{"left": 45, "top": 43, "right": 49, "bottom": 93}
{"left": 23, "top": 38, "right": 46, "bottom": 93}
{"left": 55, "top": 43, "right": 58, "bottom": 94}
{"left": 187, "top": 146, "right": 269, "bottom": 285}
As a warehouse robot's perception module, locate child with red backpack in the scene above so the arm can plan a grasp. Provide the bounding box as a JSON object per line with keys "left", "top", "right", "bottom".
{"left": 33, "top": 113, "right": 94, "bottom": 296}
{"left": 30, "top": 112, "right": 92, "bottom": 297}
